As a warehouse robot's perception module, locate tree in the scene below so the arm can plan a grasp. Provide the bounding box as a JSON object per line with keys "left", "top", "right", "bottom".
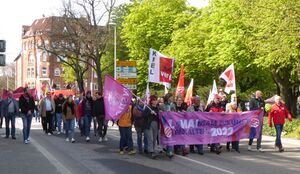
{"left": 247, "top": 0, "right": 300, "bottom": 116}
{"left": 122, "top": 0, "right": 187, "bottom": 94}
{"left": 41, "top": 0, "right": 117, "bottom": 92}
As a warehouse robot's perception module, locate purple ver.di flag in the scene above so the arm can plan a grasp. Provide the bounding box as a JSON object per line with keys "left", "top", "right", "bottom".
{"left": 103, "top": 74, "right": 132, "bottom": 121}
{"left": 160, "top": 110, "right": 264, "bottom": 145}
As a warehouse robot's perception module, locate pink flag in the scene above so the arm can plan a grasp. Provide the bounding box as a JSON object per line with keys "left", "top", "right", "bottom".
{"left": 103, "top": 74, "right": 133, "bottom": 121}
{"left": 220, "top": 64, "right": 236, "bottom": 94}
{"left": 2, "top": 87, "right": 37, "bottom": 100}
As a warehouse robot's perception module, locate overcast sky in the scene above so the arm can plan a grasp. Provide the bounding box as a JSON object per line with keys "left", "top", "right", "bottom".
{"left": 0, "top": 0, "right": 209, "bottom": 63}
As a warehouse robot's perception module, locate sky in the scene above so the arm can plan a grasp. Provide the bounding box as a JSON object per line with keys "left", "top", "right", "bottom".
{"left": 0, "top": 0, "right": 209, "bottom": 63}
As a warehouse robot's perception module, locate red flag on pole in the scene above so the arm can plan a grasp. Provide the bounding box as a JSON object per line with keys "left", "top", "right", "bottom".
{"left": 184, "top": 78, "right": 194, "bottom": 106}
{"left": 175, "top": 64, "right": 185, "bottom": 98}
{"left": 220, "top": 64, "right": 236, "bottom": 94}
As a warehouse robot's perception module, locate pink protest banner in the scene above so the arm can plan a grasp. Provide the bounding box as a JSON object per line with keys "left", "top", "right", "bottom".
{"left": 103, "top": 74, "right": 132, "bottom": 121}
{"left": 160, "top": 110, "right": 264, "bottom": 145}
{"left": 2, "top": 87, "right": 37, "bottom": 100}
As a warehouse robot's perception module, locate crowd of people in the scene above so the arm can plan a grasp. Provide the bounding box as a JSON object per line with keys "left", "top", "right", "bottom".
{"left": 0, "top": 87, "right": 293, "bottom": 159}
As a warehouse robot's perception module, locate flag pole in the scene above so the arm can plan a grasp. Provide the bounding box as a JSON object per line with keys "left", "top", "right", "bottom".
{"left": 130, "top": 92, "right": 157, "bottom": 115}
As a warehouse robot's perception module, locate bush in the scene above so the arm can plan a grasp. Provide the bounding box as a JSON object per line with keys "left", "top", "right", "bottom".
{"left": 263, "top": 117, "right": 300, "bottom": 139}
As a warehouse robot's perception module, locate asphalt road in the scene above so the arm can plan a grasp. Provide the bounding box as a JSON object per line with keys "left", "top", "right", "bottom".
{"left": 1, "top": 118, "right": 300, "bottom": 174}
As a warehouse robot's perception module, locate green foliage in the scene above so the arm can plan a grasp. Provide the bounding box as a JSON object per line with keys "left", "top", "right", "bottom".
{"left": 122, "top": 0, "right": 187, "bottom": 93}
{"left": 61, "top": 63, "right": 77, "bottom": 84}
{"left": 263, "top": 117, "right": 300, "bottom": 139}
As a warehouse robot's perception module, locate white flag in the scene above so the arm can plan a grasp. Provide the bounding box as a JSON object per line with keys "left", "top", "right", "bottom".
{"left": 220, "top": 64, "right": 236, "bottom": 94}
{"left": 148, "top": 48, "right": 175, "bottom": 88}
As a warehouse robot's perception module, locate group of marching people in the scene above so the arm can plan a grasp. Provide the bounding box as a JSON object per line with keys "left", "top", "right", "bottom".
{"left": 38, "top": 90, "right": 108, "bottom": 144}
{"left": 119, "top": 89, "right": 293, "bottom": 159}
{"left": 1, "top": 87, "right": 293, "bottom": 159}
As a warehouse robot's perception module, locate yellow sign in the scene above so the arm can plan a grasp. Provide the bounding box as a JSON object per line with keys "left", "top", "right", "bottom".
{"left": 117, "top": 78, "right": 137, "bottom": 84}
{"left": 117, "top": 61, "right": 136, "bottom": 67}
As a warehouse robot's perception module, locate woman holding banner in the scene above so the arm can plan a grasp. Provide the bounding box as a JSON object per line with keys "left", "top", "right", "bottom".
{"left": 174, "top": 96, "right": 188, "bottom": 156}
{"left": 159, "top": 93, "right": 176, "bottom": 158}
{"left": 226, "top": 101, "right": 240, "bottom": 153}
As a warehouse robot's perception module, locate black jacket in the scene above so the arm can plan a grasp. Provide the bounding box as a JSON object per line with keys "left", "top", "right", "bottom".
{"left": 19, "top": 94, "right": 35, "bottom": 115}
{"left": 249, "top": 97, "right": 265, "bottom": 110}
{"left": 92, "top": 97, "right": 105, "bottom": 117}
{"left": 55, "top": 97, "right": 66, "bottom": 113}
{"left": 142, "top": 106, "right": 159, "bottom": 129}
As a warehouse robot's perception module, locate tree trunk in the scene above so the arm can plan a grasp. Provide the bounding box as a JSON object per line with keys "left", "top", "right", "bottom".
{"left": 75, "top": 72, "right": 85, "bottom": 93}
{"left": 272, "top": 70, "right": 297, "bottom": 117}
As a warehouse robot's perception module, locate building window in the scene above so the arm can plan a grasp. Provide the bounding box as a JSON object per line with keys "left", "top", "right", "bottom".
{"left": 56, "top": 84, "right": 61, "bottom": 89}
{"left": 57, "top": 57, "right": 60, "bottom": 62}
{"left": 42, "top": 52, "right": 47, "bottom": 61}
{"left": 94, "top": 83, "right": 98, "bottom": 90}
{"left": 31, "top": 68, "right": 34, "bottom": 77}
{"left": 54, "top": 68, "right": 61, "bottom": 76}
{"left": 42, "top": 67, "right": 47, "bottom": 76}
{"left": 27, "top": 68, "right": 30, "bottom": 77}
{"left": 28, "top": 54, "right": 34, "bottom": 65}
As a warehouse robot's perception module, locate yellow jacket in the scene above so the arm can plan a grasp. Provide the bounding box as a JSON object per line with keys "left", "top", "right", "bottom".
{"left": 118, "top": 105, "right": 132, "bottom": 127}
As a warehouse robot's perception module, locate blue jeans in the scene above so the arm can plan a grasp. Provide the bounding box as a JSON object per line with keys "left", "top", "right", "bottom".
{"left": 5, "top": 113, "right": 16, "bottom": 138}
{"left": 83, "top": 114, "right": 92, "bottom": 137}
{"left": 196, "top": 145, "right": 203, "bottom": 153}
{"left": 21, "top": 114, "right": 33, "bottom": 141}
{"left": 56, "top": 113, "right": 63, "bottom": 132}
{"left": 119, "top": 127, "right": 133, "bottom": 151}
{"left": 65, "top": 119, "right": 75, "bottom": 139}
{"left": 135, "top": 127, "right": 148, "bottom": 152}
{"left": 275, "top": 124, "right": 283, "bottom": 146}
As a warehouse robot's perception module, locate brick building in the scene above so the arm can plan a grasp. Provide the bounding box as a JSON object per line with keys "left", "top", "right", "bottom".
{"left": 15, "top": 16, "right": 98, "bottom": 96}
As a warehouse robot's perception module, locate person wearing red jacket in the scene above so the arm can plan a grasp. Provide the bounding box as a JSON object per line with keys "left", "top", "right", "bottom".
{"left": 268, "top": 95, "right": 292, "bottom": 152}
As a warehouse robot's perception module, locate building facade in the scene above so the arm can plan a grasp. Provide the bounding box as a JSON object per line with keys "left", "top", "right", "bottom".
{"left": 15, "top": 16, "right": 98, "bottom": 96}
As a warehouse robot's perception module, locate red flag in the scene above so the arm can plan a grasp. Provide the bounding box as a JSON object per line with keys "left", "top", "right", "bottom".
{"left": 184, "top": 79, "right": 194, "bottom": 106}
{"left": 175, "top": 64, "right": 185, "bottom": 98}
{"left": 220, "top": 64, "right": 236, "bottom": 94}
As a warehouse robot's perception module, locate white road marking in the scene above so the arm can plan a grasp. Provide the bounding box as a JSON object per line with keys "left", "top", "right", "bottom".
{"left": 30, "top": 137, "right": 73, "bottom": 174}
{"left": 108, "top": 131, "right": 235, "bottom": 174}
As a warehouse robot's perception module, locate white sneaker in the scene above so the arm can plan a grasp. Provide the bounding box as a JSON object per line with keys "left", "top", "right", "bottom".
{"left": 27, "top": 138, "right": 30, "bottom": 142}
{"left": 248, "top": 145, "right": 252, "bottom": 151}
{"left": 71, "top": 138, "right": 75, "bottom": 143}
{"left": 48, "top": 133, "right": 52, "bottom": 136}
{"left": 86, "top": 137, "right": 90, "bottom": 142}
{"left": 103, "top": 136, "right": 108, "bottom": 142}
{"left": 24, "top": 140, "right": 28, "bottom": 144}
{"left": 57, "top": 132, "right": 61, "bottom": 135}
{"left": 66, "top": 138, "right": 70, "bottom": 142}
{"left": 98, "top": 137, "right": 103, "bottom": 142}
{"left": 257, "top": 148, "right": 264, "bottom": 152}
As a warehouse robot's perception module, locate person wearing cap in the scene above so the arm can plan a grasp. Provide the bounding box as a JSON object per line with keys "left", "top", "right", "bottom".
{"left": 205, "top": 94, "right": 225, "bottom": 154}
{"left": 187, "top": 95, "right": 205, "bottom": 155}
{"left": 268, "top": 95, "right": 292, "bottom": 152}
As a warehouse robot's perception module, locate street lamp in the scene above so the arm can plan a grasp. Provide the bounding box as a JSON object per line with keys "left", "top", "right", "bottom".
{"left": 109, "top": 22, "right": 117, "bottom": 80}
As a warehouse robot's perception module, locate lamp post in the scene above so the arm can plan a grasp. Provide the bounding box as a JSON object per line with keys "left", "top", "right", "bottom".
{"left": 109, "top": 22, "right": 117, "bottom": 80}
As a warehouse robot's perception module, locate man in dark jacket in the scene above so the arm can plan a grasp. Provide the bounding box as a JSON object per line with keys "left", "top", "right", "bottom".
{"left": 19, "top": 87, "right": 35, "bottom": 144}
{"left": 2, "top": 91, "right": 19, "bottom": 140}
{"left": 92, "top": 91, "right": 107, "bottom": 142}
{"left": 55, "top": 94, "right": 65, "bottom": 134}
{"left": 248, "top": 90, "right": 265, "bottom": 152}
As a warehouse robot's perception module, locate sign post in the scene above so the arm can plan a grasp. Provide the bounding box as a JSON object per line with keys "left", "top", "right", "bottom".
{"left": 116, "top": 61, "right": 137, "bottom": 90}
